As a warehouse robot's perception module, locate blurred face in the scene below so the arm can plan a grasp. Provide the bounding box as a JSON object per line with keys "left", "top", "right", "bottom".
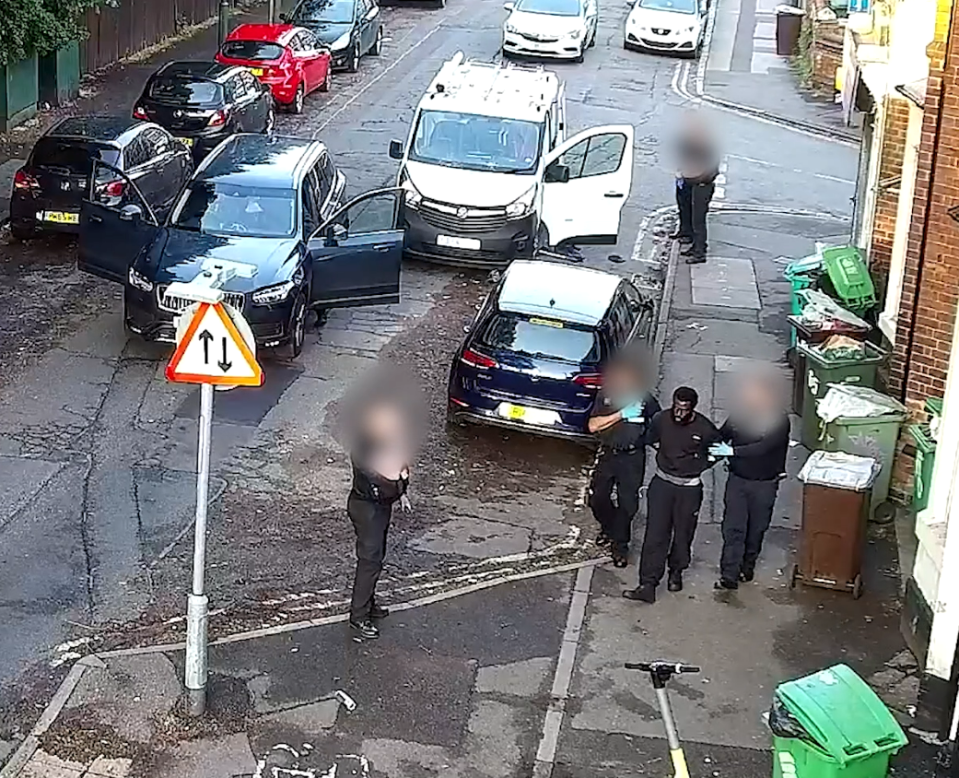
{"left": 672, "top": 399, "right": 694, "bottom": 423}
{"left": 364, "top": 402, "right": 405, "bottom": 445}
{"left": 605, "top": 363, "right": 638, "bottom": 396}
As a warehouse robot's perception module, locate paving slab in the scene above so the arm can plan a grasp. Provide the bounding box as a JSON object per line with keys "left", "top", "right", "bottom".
{"left": 690, "top": 258, "right": 761, "bottom": 310}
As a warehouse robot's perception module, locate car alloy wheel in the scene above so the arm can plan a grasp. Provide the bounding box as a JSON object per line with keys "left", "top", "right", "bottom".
{"left": 288, "top": 292, "right": 307, "bottom": 359}
{"left": 348, "top": 43, "right": 360, "bottom": 73}
{"left": 265, "top": 105, "right": 275, "bottom": 133}
{"left": 370, "top": 27, "right": 383, "bottom": 56}
{"left": 320, "top": 69, "right": 332, "bottom": 92}
{"left": 293, "top": 83, "right": 305, "bottom": 113}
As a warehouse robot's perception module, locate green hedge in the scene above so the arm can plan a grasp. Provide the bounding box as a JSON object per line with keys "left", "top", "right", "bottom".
{"left": 0, "top": 0, "right": 116, "bottom": 66}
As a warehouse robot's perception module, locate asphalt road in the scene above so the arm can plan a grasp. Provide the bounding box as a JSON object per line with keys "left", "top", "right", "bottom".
{"left": 0, "top": 0, "right": 857, "bottom": 746}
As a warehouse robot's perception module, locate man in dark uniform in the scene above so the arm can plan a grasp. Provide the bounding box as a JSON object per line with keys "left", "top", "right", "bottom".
{"left": 624, "top": 386, "right": 721, "bottom": 603}
{"left": 710, "top": 372, "right": 790, "bottom": 590}
{"left": 672, "top": 111, "right": 719, "bottom": 265}
{"left": 347, "top": 400, "right": 412, "bottom": 641}
{"left": 587, "top": 357, "right": 661, "bottom": 567}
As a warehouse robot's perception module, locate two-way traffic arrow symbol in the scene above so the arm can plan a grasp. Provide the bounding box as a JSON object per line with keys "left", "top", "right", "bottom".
{"left": 218, "top": 337, "right": 232, "bottom": 373}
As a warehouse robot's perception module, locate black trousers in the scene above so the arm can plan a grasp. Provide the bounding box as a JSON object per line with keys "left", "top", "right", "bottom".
{"left": 690, "top": 181, "right": 715, "bottom": 259}
{"left": 589, "top": 449, "right": 646, "bottom": 554}
{"left": 676, "top": 181, "right": 692, "bottom": 239}
{"left": 348, "top": 494, "right": 393, "bottom": 622}
{"left": 720, "top": 474, "right": 779, "bottom": 581}
{"left": 638, "top": 476, "right": 704, "bottom": 587}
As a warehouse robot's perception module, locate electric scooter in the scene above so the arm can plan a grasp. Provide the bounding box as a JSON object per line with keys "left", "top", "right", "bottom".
{"left": 625, "top": 660, "right": 701, "bottom": 778}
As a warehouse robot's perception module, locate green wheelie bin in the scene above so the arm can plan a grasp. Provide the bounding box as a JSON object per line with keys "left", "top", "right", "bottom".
{"left": 907, "top": 423, "right": 937, "bottom": 514}
{"left": 769, "top": 664, "right": 907, "bottom": 778}
{"left": 798, "top": 341, "right": 887, "bottom": 450}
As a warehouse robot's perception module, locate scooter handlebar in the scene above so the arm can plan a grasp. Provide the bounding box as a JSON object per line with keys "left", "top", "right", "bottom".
{"left": 625, "top": 661, "right": 701, "bottom": 674}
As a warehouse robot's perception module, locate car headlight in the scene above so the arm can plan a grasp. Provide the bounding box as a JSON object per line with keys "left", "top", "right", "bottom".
{"left": 253, "top": 280, "right": 296, "bottom": 305}
{"left": 402, "top": 178, "right": 423, "bottom": 208}
{"left": 506, "top": 187, "right": 536, "bottom": 218}
{"left": 331, "top": 32, "right": 351, "bottom": 51}
{"left": 569, "top": 28, "right": 583, "bottom": 39}
{"left": 128, "top": 267, "right": 153, "bottom": 292}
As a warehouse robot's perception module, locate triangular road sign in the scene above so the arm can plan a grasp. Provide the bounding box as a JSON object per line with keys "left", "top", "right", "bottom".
{"left": 166, "top": 302, "right": 264, "bottom": 386}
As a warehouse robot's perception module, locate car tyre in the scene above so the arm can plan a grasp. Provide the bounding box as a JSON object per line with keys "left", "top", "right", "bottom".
{"left": 370, "top": 26, "right": 384, "bottom": 56}
{"left": 320, "top": 69, "right": 332, "bottom": 92}
{"left": 436, "top": 0, "right": 446, "bottom": 7}
{"left": 348, "top": 43, "right": 361, "bottom": 73}
{"left": 588, "top": 25, "right": 597, "bottom": 47}
{"left": 9, "top": 224, "right": 34, "bottom": 242}
{"left": 287, "top": 291, "right": 308, "bottom": 360}
{"left": 291, "top": 82, "right": 305, "bottom": 113}
{"left": 574, "top": 45, "right": 585, "bottom": 63}
{"left": 265, "top": 103, "right": 276, "bottom": 133}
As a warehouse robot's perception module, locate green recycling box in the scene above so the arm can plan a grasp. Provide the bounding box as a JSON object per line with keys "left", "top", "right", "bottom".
{"left": 772, "top": 664, "right": 907, "bottom": 778}
{"left": 798, "top": 341, "right": 886, "bottom": 450}
{"left": 785, "top": 254, "right": 824, "bottom": 348}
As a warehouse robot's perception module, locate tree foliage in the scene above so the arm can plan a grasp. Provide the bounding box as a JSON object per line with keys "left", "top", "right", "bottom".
{"left": 0, "top": 0, "right": 115, "bottom": 65}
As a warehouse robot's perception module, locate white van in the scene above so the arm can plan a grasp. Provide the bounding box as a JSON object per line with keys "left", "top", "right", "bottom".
{"left": 389, "top": 52, "right": 634, "bottom": 268}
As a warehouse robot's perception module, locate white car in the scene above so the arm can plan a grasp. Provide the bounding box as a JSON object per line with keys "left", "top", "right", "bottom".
{"left": 624, "top": 0, "right": 706, "bottom": 58}
{"left": 503, "top": 0, "right": 598, "bottom": 63}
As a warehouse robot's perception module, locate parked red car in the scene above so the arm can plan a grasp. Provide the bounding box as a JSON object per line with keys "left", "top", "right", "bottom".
{"left": 216, "top": 24, "right": 332, "bottom": 114}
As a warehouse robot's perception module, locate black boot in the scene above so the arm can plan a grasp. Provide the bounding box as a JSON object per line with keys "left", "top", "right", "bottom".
{"left": 714, "top": 578, "right": 739, "bottom": 591}
{"left": 667, "top": 571, "right": 683, "bottom": 592}
{"left": 623, "top": 585, "right": 656, "bottom": 603}
{"left": 370, "top": 604, "right": 390, "bottom": 619}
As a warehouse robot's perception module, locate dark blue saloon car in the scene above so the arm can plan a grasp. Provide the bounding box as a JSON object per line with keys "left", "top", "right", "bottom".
{"left": 447, "top": 259, "right": 654, "bottom": 442}
{"left": 78, "top": 134, "right": 402, "bottom": 359}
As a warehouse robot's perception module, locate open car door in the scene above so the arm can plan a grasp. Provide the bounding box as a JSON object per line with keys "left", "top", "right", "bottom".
{"left": 307, "top": 187, "right": 404, "bottom": 309}
{"left": 539, "top": 125, "right": 634, "bottom": 248}
{"left": 79, "top": 160, "right": 161, "bottom": 283}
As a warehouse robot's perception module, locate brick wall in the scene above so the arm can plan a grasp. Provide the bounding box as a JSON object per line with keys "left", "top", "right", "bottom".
{"left": 888, "top": 0, "right": 957, "bottom": 494}
{"left": 869, "top": 98, "right": 911, "bottom": 280}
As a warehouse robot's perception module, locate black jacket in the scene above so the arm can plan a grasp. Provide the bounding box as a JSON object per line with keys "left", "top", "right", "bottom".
{"left": 647, "top": 410, "right": 722, "bottom": 479}
{"left": 720, "top": 415, "right": 790, "bottom": 482}
{"left": 589, "top": 391, "right": 662, "bottom": 451}
{"left": 350, "top": 438, "right": 409, "bottom": 504}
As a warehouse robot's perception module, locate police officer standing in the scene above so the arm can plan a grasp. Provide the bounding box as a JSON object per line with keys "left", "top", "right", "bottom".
{"left": 710, "top": 371, "right": 790, "bottom": 590}
{"left": 587, "top": 356, "right": 661, "bottom": 568}
{"left": 672, "top": 111, "right": 719, "bottom": 266}
{"left": 347, "top": 399, "right": 412, "bottom": 641}
{"left": 624, "top": 387, "right": 721, "bottom": 603}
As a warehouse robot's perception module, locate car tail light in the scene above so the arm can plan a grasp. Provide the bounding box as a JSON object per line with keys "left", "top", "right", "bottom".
{"left": 13, "top": 169, "right": 39, "bottom": 191}
{"left": 460, "top": 348, "right": 497, "bottom": 369}
{"left": 208, "top": 109, "right": 228, "bottom": 127}
{"left": 133, "top": 105, "right": 148, "bottom": 120}
{"left": 103, "top": 180, "right": 125, "bottom": 197}
{"left": 573, "top": 373, "right": 603, "bottom": 390}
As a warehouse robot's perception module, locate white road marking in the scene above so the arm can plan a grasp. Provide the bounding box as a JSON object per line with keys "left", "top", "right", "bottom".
{"left": 726, "top": 153, "right": 854, "bottom": 184}
{"left": 532, "top": 565, "right": 594, "bottom": 778}
{"left": 630, "top": 205, "right": 675, "bottom": 262}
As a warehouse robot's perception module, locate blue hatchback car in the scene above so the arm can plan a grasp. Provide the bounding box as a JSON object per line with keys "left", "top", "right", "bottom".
{"left": 447, "top": 259, "right": 655, "bottom": 443}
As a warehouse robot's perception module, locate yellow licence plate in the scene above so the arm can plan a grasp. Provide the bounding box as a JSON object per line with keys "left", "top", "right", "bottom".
{"left": 249, "top": 67, "right": 264, "bottom": 76}
{"left": 40, "top": 211, "right": 79, "bottom": 224}
{"left": 177, "top": 137, "right": 194, "bottom": 147}
{"left": 504, "top": 404, "right": 526, "bottom": 420}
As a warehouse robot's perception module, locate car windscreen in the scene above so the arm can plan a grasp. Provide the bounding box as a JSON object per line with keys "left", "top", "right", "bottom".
{"left": 172, "top": 182, "right": 297, "bottom": 238}
{"left": 30, "top": 139, "right": 121, "bottom": 175}
{"left": 638, "top": 0, "right": 696, "bottom": 12}
{"left": 292, "top": 0, "right": 355, "bottom": 23}
{"left": 409, "top": 110, "right": 543, "bottom": 175}
{"left": 148, "top": 76, "right": 224, "bottom": 105}
{"left": 220, "top": 40, "right": 286, "bottom": 61}
{"left": 482, "top": 314, "right": 600, "bottom": 364}
{"left": 516, "top": 0, "right": 581, "bottom": 15}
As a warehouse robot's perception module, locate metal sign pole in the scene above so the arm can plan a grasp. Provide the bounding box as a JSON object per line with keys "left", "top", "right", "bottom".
{"left": 185, "top": 382, "right": 215, "bottom": 716}
{"left": 269, "top": 0, "right": 276, "bottom": 23}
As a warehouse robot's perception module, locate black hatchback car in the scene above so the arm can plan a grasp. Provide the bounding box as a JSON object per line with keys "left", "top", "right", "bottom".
{"left": 10, "top": 116, "right": 193, "bottom": 240}
{"left": 284, "top": 0, "right": 384, "bottom": 72}
{"left": 77, "top": 134, "right": 402, "bottom": 359}
{"left": 133, "top": 61, "right": 276, "bottom": 161}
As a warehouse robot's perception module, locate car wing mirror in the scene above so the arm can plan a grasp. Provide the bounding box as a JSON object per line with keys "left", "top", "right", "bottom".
{"left": 119, "top": 203, "right": 143, "bottom": 222}
{"left": 324, "top": 222, "right": 347, "bottom": 246}
{"left": 389, "top": 139, "right": 404, "bottom": 160}
{"left": 545, "top": 163, "right": 570, "bottom": 184}
{"left": 279, "top": 12, "right": 289, "bottom": 21}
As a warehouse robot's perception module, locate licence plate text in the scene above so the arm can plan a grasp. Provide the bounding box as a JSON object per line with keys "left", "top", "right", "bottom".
{"left": 497, "top": 403, "right": 557, "bottom": 426}
{"left": 38, "top": 211, "right": 79, "bottom": 224}
{"left": 437, "top": 234, "right": 481, "bottom": 250}
{"left": 177, "top": 137, "right": 194, "bottom": 147}
{"left": 249, "top": 68, "right": 264, "bottom": 76}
